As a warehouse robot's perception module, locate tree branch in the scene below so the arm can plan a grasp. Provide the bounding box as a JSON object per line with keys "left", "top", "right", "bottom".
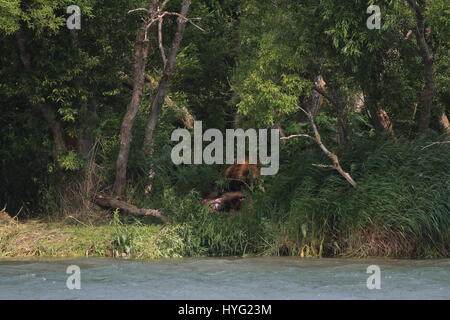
{"left": 95, "top": 195, "right": 167, "bottom": 223}
{"left": 280, "top": 134, "right": 315, "bottom": 142}
{"left": 119, "top": 71, "right": 194, "bottom": 130}
{"left": 291, "top": 106, "right": 357, "bottom": 187}
{"left": 421, "top": 141, "right": 450, "bottom": 150}
{"left": 158, "top": 17, "right": 167, "bottom": 68}
{"left": 143, "top": 0, "right": 194, "bottom": 156}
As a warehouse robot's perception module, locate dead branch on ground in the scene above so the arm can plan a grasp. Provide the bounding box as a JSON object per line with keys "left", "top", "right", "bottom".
{"left": 95, "top": 195, "right": 167, "bottom": 223}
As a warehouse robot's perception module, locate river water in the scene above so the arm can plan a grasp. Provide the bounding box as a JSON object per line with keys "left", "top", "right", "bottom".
{"left": 0, "top": 257, "right": 448, "bottom": 299}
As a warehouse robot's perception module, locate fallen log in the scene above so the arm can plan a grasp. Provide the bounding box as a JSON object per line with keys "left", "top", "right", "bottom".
{"left": 94, "top": 195, "right": 167, "bottom": 223}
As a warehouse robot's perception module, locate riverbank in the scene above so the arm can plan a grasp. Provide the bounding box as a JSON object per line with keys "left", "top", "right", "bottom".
{"left": 0, "top": 219, "right": 167, "bottom": 259}
{"left": 1, "top": 214, "right": 448, "bottom": 260}
{"left": 2, "top": 138, "right": 449, "bottom": 260}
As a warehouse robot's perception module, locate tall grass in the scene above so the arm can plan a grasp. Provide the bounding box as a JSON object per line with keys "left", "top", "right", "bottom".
{"left": 31, "top": 132, "right": 448, "bottom": 259}
{"left": 247, "top": 136, "right": 450, "bottom": 258}
{"left": 153, "top": 135, "right": 449, "bottom": 258}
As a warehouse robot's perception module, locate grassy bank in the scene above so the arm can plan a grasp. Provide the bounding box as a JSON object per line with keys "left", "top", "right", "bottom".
{"left": 1, "top": 136, "right": 449, "bottom": 260}
{"left": 0, "top": 216, "right": 172, "bottom": 259}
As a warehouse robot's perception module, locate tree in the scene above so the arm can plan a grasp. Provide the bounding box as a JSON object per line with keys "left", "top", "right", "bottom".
{"left": 142, "top": 0, "right": 203, "bottom": 156}
{"left": 113, "top": 0, "right": 202, "bottom": 197}
{"left": 406, "top": 0, "right": 437, "bottom": 134}
{"left": 113, "top": 0, "right": 159, "bottom": 197}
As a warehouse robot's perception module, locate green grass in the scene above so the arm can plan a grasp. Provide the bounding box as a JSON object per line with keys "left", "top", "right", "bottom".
{"left": 243, "top": 135, "right": 450, "bottom": 258}
{"left": 2, "top": 136, "right": 448, "bottom": 260}
{"left": 153, "top": 135, "right": 450, "bottom": 259}
{"left": 0, "top": 218, "right": 164, "bottom": 259}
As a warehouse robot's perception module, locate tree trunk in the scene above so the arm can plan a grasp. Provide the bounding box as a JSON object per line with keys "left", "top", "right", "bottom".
{"left": 307, "top": 75, "right": 325, "bottom": 117}
{"left": 78, "top": 98, "right": 97, "bottom": 158}
{"left": 142, "top": 0, "right": 191, "bottom": 156}
{"left": 407, "top": 0, "right": 436, "bottom": 134}
{"left": 418, "top": 58, "right": 435, "bottom": 134}
{"left": 313, "top": 81, "right": 350, "bottom": 148}
{"left": 40, "top": 104, "right": 67, "bottom": 161}
{"left": 120, "top": 72, "right": 194, "bottom": 129}
{"left": 113, "top": 10, "right": 155, "bottom": 197}
{"left": 336, "top": 103, "right": 350, "bottom": 149}
{"left": 69, "top": 29, "right": 96, "bottom": 159}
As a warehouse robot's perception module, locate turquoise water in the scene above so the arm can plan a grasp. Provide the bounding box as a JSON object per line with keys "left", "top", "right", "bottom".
{"left": 0, "top": 257, "right": 449, "bottom": 299}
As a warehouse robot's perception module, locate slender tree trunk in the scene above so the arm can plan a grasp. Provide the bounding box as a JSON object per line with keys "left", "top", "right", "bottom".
{"left": 40, "top": 104, "right": 67, "bottom": 161}
{"left": 70, "top": 29, "right": 96, "bottom": 159}
{"left": 78, "top": 98, "right": 97, "bottom": 158}
{"left": 418, "top": 56, "right": 435, "bottom": 134}
{"left": 313, "top": 82, "right": 350, "bottom": 148}
{"left": 336, "top": 103, "right": 350, "bottom": 149}
{"left": 407, "top": 0, "right": 436, "bottom": 134}
{"left": 142, "top": 0, "right": 191, "bottom": 156}
{"left": 308, "top": 75, "right": 325, "bottom": 117}
{"left": 113, "top": 6, "right": 156, "bottom": 197}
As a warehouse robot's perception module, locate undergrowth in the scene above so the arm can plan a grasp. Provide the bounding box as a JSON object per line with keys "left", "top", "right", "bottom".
{"left": 3, "top": 135, "right": 448, "bottom": 259}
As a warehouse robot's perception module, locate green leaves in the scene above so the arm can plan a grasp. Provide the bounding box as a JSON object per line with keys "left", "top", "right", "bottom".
{"left": 0, "top": 0, "right": 21, "bottom": 35}
{"left": 58, "top": 150, "right": 84, "bottom": 171}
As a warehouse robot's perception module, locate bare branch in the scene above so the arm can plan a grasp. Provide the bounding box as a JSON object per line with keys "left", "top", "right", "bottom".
{"left": 128, "top": 8, "right": 151, "bottom": 14}
{"left": 158, "top": 17, "right": 167, "bottom": 68}
{"left": 421, "top": 141, "right": 450, "bottom": 150}
{"left": 293, "top": 104, "right": 357, "bottom": 187}
{"left": 312, "top": 164, "right": 334, "bottom": 168}
{"left": 280, "top": 134, "right": 315, "bottom": 142}
{"left": 186, "top": 19, "right": 205, "bottom": 32}
{"left": 119, "top": 71, "right": 195, "bottom": 130}
{"left": 144, "top": 12, "right": 204, "bottom": 33}
{"left": 161, "top": 0, "right": 171, "bottom": 10}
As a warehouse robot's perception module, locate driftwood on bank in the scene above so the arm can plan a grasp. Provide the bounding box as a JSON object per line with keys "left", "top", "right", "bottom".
{"left": 95, "top": 195, "right": 167, "bottom": 223}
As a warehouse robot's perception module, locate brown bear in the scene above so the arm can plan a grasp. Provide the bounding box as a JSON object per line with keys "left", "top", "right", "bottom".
{"left": 204, "top": 158, "right": 260, "bottom": 212}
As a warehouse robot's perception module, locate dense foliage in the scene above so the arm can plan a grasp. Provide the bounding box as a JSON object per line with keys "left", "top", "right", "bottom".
{"left": 0, "top": 0, "right": 448, "bottom": 258}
